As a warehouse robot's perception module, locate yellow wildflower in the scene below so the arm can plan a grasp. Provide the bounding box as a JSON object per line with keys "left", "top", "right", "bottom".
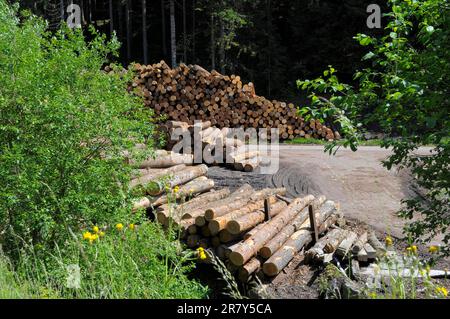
{"left": 385, "top": 235, "right": 393, "bottom": 247}
{"left": 368, "top": 292, "right": 377, "bottom": 299}
{"left": 429, "top": 245, "right": 439, "bottom": 254}
{"left": 406, "top": 245, "right": 418, "bottom": 254}
{"left": 196, "top": 247, "right": 207, "bottom": 260}
{"left": 83, "top": 231, "right": 92, "bottom": 240}
{"left": 116, "top": 223, "right": 124, "bottom": 231}
{"left": 173, "top": 185, "right": 180, "bottom": 193}
{"left": 129, "top": 223, "right": 135, "bottom": 231}
{"left": 436, "top": 286, "right": 448, "bottom": 297}
{"left": 99, "top": 231, "right": 105, "bottom": 238}
{"left": 92, "top": 226, "right": 99, "bottom": 234}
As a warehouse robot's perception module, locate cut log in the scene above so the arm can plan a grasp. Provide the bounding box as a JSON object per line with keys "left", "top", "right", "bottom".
{"left": 234, "top": 156, "right": 261, "bottom": 172}
{"left": 352, "top": 232, "right": 368, "bottom": 254}
{"left": 367, "top": 231, "right": 386, "bottom": 257}
{"left": 132, "top": 197, "right": 151, "bottom": 212}
{"left": 179, "top": 188, "right": 230, "bottom": 219}
{"left": 205, "top": 187, "right": 286, "bottom": 221}
{"left": 231, "top": 150, "right": 260, "bottom": 163}
{"left": 324, "top": 229, "right": 351, "bottom": 254}
{"left": 305, "top": 228, "right": 344, "bottom": 262}
{"left": 238, "top": 258, "right": 261, "bottom": 282}
{"left": 145, "top": 164, "right": 208, "bottom": 195}
{"left": 228, "top": 195, "right": 315, "bottom": 266}
{"left": 152, "top": 177, "right": 214, "bottom": 206}
{"left": 226, "top": 201, "right": 287, "bottom": 235}
{"left": 364, "top": 243, "right": 377, "bottom": 259}
{"left": 138, "top": 151, "right": 193, "bottom": 168}
{"left": 262, "top": 229, "right": 312, "bottom": 276}
{"left": 187, "top": 235, "right": 201, "bottom": 248}
{"left": 218, "top": 230, "right": 241, "bottom": 243}
{"left": 208, "top": 197, "right": 277, "bottom": 235}
{"left": 357, "top": 248, "right": 368, "bottom": 262}
{"left": 129, "top": 164, "right": 186, "bottom": 188}
{"left": 258, "top": 196, "right": 328, "bottom": 259}
{"left": 335, "top": 231, "right": 358, "bottom": 258}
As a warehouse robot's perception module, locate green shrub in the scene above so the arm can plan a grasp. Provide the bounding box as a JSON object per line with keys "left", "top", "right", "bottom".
{"left": 0, "top": 1, "right": 153, "bottom": 252}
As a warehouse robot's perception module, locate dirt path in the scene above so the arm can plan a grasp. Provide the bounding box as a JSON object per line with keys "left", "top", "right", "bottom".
{"left": 209, "top": 145, "right": 433, "bottom": 238}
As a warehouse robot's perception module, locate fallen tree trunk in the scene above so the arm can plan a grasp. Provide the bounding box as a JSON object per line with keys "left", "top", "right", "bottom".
{"left": 305, "top": 228, "right": 344, "bottom": 263}
{"left": 228, "top": 195, "right": 315, "bottom": 266}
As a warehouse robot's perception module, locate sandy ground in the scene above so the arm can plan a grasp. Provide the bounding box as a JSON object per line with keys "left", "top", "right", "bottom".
{"left": 209, "top": 145, "right": 434, "bottom": 238}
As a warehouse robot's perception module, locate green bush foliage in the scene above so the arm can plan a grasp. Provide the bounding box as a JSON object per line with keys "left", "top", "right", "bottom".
{"left": 297, "top": 0, "right": 449, "bottom": 253}
{"left": 0, "top": 1, "right": 153, "bottom": 252}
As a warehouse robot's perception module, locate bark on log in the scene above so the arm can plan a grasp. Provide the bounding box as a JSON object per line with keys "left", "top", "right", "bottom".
{"left": 146, "top": 164, "right": 208, "bottom": 195}
{"left": 205, "top": 187, "right": 286, "bottom": 220}
{"left": 138, "top": 150, "right": 193, "bottom": 168}
{"left": 324, "top": 229, "right": 351, "bottom": 254}
{"left": 238, "top": 257, "right": 261, "bottom": 282}
{"left": 258, "top": 196, "right": 327, "bottom": 259}
{"left": 262, "top": 229, "right": 312, "bottom": 276}
{"left": 228, "top": 195, "right": 315, "bottom": 266}
{"left": 226, "top": 201, "right": 287, "bottom": 235}
{"left": 132, "top": 197, "right": 151, "bottom": 212}
{"left": 152, "top": 176, "right": 214, "bottom": 206}
{"left": 129, "top": 164, "right": 186, "bottom": 188}
{"left": 179, "top": 188, "right": 230, "bottom": 219}
{"left": 208, "top": 197, "right": 277, "bottom": 235}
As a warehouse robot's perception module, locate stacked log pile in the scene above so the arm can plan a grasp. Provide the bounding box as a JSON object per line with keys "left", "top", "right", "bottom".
{"left": 126, "top": 61, "right": 341, "bottom": 141}
{"left": 128, "top": 149, "right": 395, "bottom": 286}
{"left": 159, "top": 120, "right": 266, "bottom": 172}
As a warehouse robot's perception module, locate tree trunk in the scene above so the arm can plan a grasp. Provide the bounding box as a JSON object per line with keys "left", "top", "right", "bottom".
{"left": 109, "top": 0, "right": 113, "bottom": 35}
{"left": 192, "top": 0, "right": 196, "bottom": 63}
{"left": 126, "top": 0, "right": 131, "bottom": 61}
{"left": 142, "top": 0, "right": 148, "bottom": 64}
{"left": 169, "top": 0, "right": 177, "bottom": 67}
{"left": 183, "top": 0, "right": 187, "bottom": 62}
{"left": 210, "top": 14, "right": 215, "bottom": 70}
{"left": 129, "top": 164, "right": 187, "bottom": 189}
{"left": 153, "top": 177, "right": 214, "bottom": 207}
{"left": 161, "top": 0, "right": 167, "bottom": 59}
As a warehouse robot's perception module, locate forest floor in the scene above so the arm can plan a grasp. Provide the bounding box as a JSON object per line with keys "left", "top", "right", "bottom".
{"left": 207, "top": 145, "right": 449, "bottom": 299}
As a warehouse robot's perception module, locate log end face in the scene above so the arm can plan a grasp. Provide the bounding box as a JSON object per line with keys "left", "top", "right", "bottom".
{"left": 259, "top": 247, "right": 272, "bottom": 259}
{"left": 262, "top": 262, "right": 278, "bottom": 277}
{"left": 229, "top": 251, "right": 244, "bottom": 267}
{"left": 226, "top": 221, "right": 241, "bottom": 235}
{"left": 204, "top": 209, "right": 215, "bottom": 221}
{"left": 195, "top": 216, "right": 206, "bottom": 227}
{"left": 208, "top": 220, "right": 220, "bottom": 236}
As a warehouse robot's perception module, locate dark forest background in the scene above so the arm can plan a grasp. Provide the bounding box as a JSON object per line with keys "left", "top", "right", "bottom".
{"left": 16, "top": 0, "right": 386, "bottom": 102}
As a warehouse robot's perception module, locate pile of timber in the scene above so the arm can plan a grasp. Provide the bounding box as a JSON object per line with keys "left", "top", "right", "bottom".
{"left": 155, "top": 183, "right": 346, "bottom": 282}
{"left": 159, "top": 120, "right": 266, "bottom": 172}
{"left": 125, "top": 61, "right": 340, "bottom": 141}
